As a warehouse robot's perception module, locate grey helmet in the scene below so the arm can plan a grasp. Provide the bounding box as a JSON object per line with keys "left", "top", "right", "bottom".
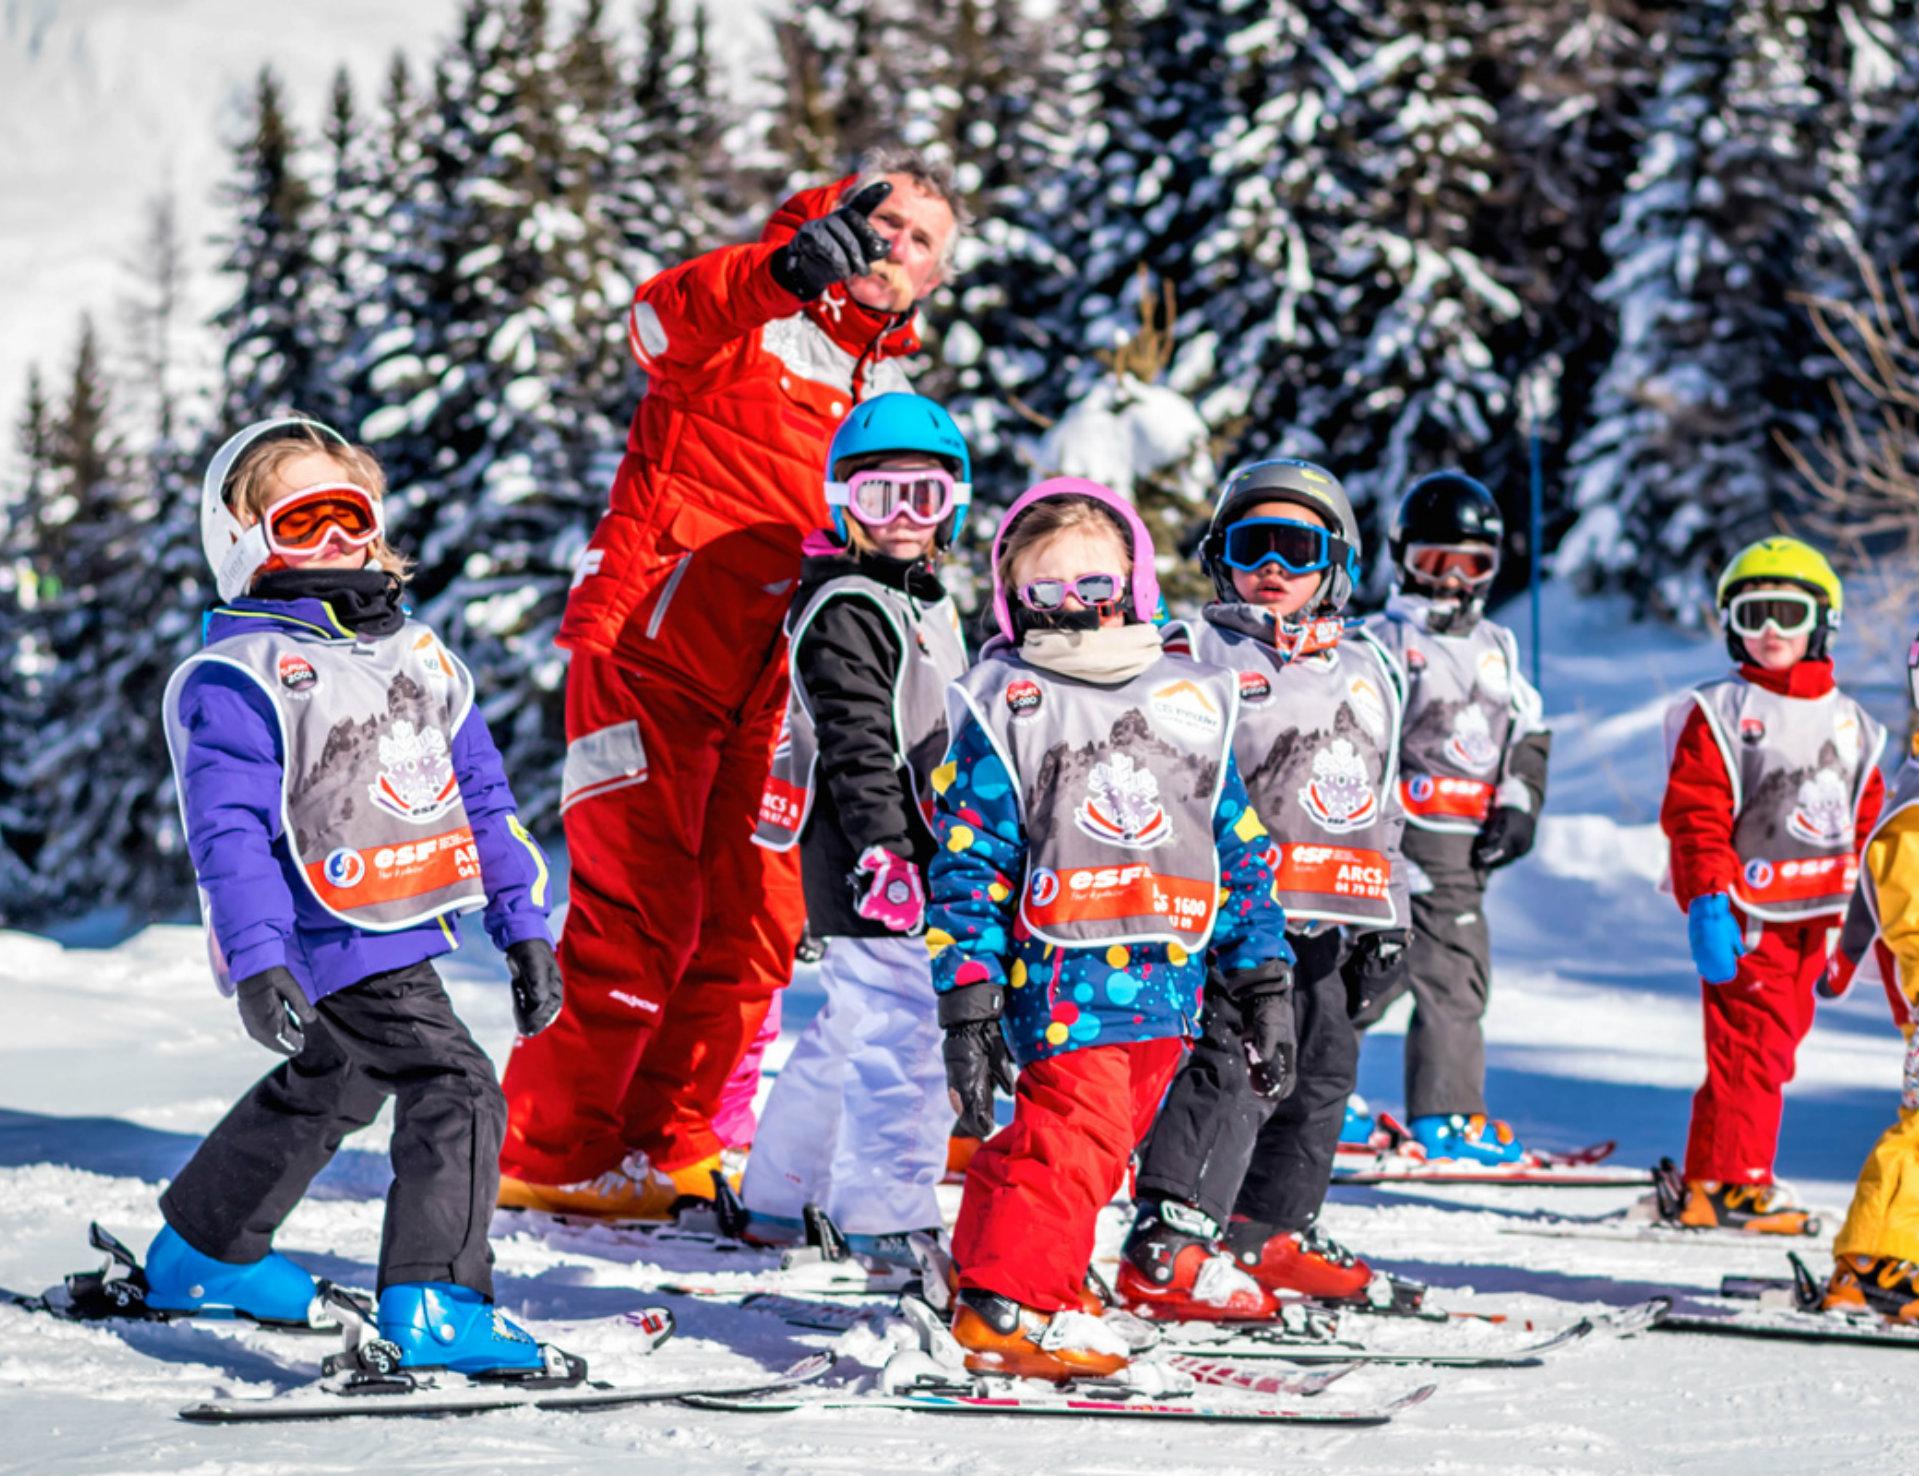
{"left": 1201, "top": 457, "right": 1362, "bottom": 611}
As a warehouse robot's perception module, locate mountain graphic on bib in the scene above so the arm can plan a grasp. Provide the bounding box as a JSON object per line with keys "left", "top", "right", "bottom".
{"left": 369, "top": 718, "right": 460, "bottom": 823}
{"left": 1785, "top": 766, "right": 1852, "bottom": 848}
{"left": 1445, "top": 705, "right": 1500, "bottom": 773}
{"left": 1075, "top": 752, "right": 1173, "bottom": 850}
{"left": 1298, "top": 737, "right": 1378, "bottom": 834}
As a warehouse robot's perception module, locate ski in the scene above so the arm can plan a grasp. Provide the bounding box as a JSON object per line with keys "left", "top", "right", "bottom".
{"left": 179, "top": 1350, "right": 833, "bottom": 1424}
{"left": 1652, "top": 1308, "right": 1919, "bottom": 1349}
{"left": 1333, "top": 1114, "right": 1640, "bottom": 1186}
{"left": 682, "top": 1380, "right": 1435, "bottom": 1425}
{"left": 1157, "top": 1298, "right": 1667, "bottom": 1366}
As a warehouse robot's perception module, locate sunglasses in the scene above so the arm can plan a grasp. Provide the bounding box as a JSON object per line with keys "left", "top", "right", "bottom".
{"left": 1726, "top": 589, "right": 1820, "bottom": 639}
{"left": 1221, "top": 518, "right": 1355, "bottom": 577}
{"left": 264, "top": 483, "right": 383, "bottom": 558}
{"left": 842, "top": 469, "right": 958, "bottom": 529}
{"left": 1018, "top": 571, "right": 1126, "bottom": 613}
{"left": 1404, "top": 542, "right": 1497, "bottom": 587}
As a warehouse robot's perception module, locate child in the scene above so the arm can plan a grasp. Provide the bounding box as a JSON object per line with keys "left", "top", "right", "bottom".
{"left": 152, "top": 416, "right": 569, "bottom": 1377}
{"left": 740, "top": 394, "right": 972, "bottom": 1258}
{"left": 928, "top": 477, "right": 1291, "bottom": 1380}
{"left": 1662, "top": 536, "right": 1884, "bottom": 1232}
{"left": 1822, "top": 633, "right": 1919, "bottom": 1315}
{"left": 1359, "top": 471, "right": 1550, "bottom": 1163}
{"left": 1119, "top": 458, "right": 1409, "bottom": 1316}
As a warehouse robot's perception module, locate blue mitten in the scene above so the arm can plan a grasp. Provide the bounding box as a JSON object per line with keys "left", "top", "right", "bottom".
{"left": 1687, "top": 892, "right": 1746, "bottom": 985}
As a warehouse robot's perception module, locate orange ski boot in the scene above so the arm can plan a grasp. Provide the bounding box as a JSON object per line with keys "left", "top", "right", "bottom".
{"left": 497, "top": 1151, "right": 732, "bottom": 1222}
{"left": 1113, "top": 1203, "right": 1280, "bottom": 1322}
{"left": 1824, "top": 1255, "right": 1919, "bottom": 1322}
{"left": 950, "top": 1288, "right": 1130, "bottom": 1382}
{"left": 1677, "top": 1180, "right": 1819, "bottom": 1236}
{"left": 1225, "top": 1218, "right": 1377, "bottom": 1304}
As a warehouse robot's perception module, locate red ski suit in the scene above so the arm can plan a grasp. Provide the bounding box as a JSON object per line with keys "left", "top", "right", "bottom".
{"left": 1662, "top": 659, "right": 1884, "bottom": 1184}
{"left": 499, "top": 181, "right": 922, "bottom": 1182}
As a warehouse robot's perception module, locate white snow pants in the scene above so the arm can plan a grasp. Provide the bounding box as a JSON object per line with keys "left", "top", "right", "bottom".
{"left": 741, "top": 935, "right": 953, "bottom": 1235}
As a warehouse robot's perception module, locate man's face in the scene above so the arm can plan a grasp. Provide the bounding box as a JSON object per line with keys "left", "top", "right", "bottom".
{"left": 843, "top": 174, "right": 955, "bottom": 315}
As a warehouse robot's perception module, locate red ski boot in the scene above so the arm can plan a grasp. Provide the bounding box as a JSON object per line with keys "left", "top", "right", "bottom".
{"left": 1113, "top": 1203, "right": 1279, "bottom": 1322}
{"left": 1226, "top": 1218, "right": 1374, "bottom": 1304}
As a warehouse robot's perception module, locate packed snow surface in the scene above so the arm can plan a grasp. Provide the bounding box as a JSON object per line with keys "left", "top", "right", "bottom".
{"left": 2, "top": 585, "right": 1912, "bottom": 1472}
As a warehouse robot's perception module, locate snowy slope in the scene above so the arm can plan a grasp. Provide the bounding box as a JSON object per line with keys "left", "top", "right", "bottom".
{"left": 1, "top": 584, "right": 1914, "bottom": 1472}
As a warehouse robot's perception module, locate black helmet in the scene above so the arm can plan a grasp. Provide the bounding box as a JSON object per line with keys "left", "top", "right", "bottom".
{"left": 1201, "top": 458, "right": 1362, "bottom": 609}
{"left": 1389, "top": 471, "right": 1504, "bottom": 630}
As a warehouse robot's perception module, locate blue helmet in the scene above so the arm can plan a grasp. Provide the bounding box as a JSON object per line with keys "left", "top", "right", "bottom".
{"left": 824, "top": 393, "right": 973, "bottom": 542}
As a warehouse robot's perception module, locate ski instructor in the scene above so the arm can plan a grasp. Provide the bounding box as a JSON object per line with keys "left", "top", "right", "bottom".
{"left": 497, "top": 152, "right": 968, "bottom": 1219}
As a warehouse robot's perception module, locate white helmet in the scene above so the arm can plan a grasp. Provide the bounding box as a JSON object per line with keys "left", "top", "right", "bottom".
{"left": 201, "top": 417, "right": 354, "bottom": 601}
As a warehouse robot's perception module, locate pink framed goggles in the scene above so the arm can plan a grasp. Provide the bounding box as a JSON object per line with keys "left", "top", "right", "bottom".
{"left": 837, "top": 468, "right": 960, "bottom": 529}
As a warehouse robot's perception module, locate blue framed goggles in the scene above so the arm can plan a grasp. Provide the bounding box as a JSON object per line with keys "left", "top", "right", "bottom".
{"left": 1221, "top": 517, "right": 1356, "bottom": 578}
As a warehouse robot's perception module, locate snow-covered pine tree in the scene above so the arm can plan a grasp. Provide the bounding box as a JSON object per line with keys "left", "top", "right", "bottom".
{"left": 768, "top": 0, "right": 928, "bottom": 180}
{"left": 308, "top": 65, "right": 379, "bottom": 430}
{"left": 381, "top": 0, "right": 630, "bottom": 820}
{"left": 1293, "top": 0, "right": 1524, "bottom": 572}
{"left": 214, "top": 67, "right": 334, "bottom": 430}
{"left": 1482, "top": 0, "right": 1676, "bottom": 554}
{"left": 1557, "top": 0, "right": 1834, "bottom": 618}
{"left": 13, "top": 318, "right": 194, "bottom": 920}
{"left": 0, "top": 370, "right": 56, "bottom": 916}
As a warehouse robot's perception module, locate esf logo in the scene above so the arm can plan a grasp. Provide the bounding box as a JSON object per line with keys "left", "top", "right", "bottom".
{"left": 1408, "top": 775, "right": 1436, "bottom": 804}
{"left": 1744, "top": 858, "right": 1775, "bottom": 890}
{"left": 1070, "top": 864, "right": 1153, "bottom": 892}
{"left": 324, "top": 847, "right": 364, "bottom": 890}
{"left": 1029, "top": 867, "right": 1060, "bottom": 907}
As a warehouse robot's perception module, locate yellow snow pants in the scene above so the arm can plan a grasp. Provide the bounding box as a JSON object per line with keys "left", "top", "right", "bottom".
{"left": 1836, "top": 1100, "right": 1919, "bottom": 1264}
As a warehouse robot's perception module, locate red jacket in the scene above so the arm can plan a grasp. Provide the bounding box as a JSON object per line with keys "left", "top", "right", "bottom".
{"left": 1662, "top": 659, "right": 1886, "bottom": 911}
{"left": 559, "top": 180, "right": 922, "bottom": 713}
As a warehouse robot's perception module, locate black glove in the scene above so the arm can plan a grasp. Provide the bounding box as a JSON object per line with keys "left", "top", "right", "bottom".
{"left": 795, "top": 924, "right": 827, "bottom": 966}
{"left": 1220, "top": 961, "right": 1296, "bottom": 1101}
{"left": 506, "top": 939, "right": 565, "bottom": 1036}
{"left": 236, "top": 966, "right": 318, "bottom": 1057}
{"left": 769, "top": 181, "right": 892, "bottom": 301}
{"left": 1472, "top": 804, "right": 1537, "bottom": 871}
{"left": 938, "top": 983, "right": 1018, "bottom": 1138}
{"left": 1343, "top": 928, "right": 1411, "bottom": 1016}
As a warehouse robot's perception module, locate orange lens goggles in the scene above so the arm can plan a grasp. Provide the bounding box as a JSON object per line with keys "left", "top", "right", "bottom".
{"left": 265, "top": 484, "right": 382, "bottom": 554}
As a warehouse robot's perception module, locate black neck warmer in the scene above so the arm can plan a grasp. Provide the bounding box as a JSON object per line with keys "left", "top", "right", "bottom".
{"left": 251, "top": 567, "right": 408, "bottom": 638}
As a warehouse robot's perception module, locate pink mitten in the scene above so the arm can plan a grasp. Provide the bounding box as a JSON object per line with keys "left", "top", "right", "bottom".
{"left": 854, "top": 845, "right": 926, "bottom": 934}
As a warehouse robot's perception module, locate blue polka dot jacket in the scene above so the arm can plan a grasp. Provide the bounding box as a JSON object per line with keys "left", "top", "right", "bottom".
{"left": 926, "top": 711, "right": 1294, "bottom": 1066}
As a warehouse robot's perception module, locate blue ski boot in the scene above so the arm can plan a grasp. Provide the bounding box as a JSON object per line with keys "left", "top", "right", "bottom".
{"left": 143, "top": 1224, "right": 321, "bottom": 1326}
{"left": 1338, "top": 1096, "right": 1376, "bottom": 1148}
{"left": 377, "top": 1282, "right": 579, "bottom": 1381}
{"left": 1408, "top": 1112, "right": 1527, "bottom": 1166}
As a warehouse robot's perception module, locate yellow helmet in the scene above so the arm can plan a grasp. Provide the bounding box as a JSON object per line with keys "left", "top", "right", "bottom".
{"left": 1714, "top": 536, "right": 1843, "bottom": 615}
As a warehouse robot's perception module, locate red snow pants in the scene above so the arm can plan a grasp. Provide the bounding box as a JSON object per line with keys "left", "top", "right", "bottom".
{"left": 952, "top": 1037, "right": 1186, "bottom": 1312}
{"left": 499, "top": 649, "right": 806, "bottom": 1182}
{"left": 1683, "top": 911, "right": 1830, "bottom": 1185}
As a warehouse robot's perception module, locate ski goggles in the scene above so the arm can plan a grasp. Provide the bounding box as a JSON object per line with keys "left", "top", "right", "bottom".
{"left": 1725, "top": 588, "right": 1821, "bottom": 639}
{"left": 1018, "top": 571, "right": 1126, "bottom": 613}
{"left": 1403, "top": 542, "right": 1498, "bottom": 588}
{"left": 263, "top": 483, "right": 384, "bottom": 558}
{"left": 1221, "top": 517, "right": 1355, "bottom": 576}
{"left": 839, "top": 468, "right": 960, "bottom": 528}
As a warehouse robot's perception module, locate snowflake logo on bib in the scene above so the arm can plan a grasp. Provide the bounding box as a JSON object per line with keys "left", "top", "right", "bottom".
{"left": 1786, "top": 767, "right": 1852, "bottom": 848}
{"left": 1445, "top": 705, "right": 1500, "bottom": 774}
{"left": 369, "top": 719, "right": 460, "bottom": 824}
{"left": 1298, "top": 738, "right": 1378, "bottom": 834}
{"left": 1075, "top": 753, "right": 1172, "bottom": 850}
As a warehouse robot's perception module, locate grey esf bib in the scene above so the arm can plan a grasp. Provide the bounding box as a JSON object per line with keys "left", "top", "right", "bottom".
{"left": 754, "top": 574, "right": 969, "bottom": 851}
{"left": 1180, "top": 618, "right": 1403, "bottom": 927}
{"left": 950, "top": 647, "right": 1239, "bottom": 949}
{"left": 164, "top": 615, "right": 486, "bottom": 987}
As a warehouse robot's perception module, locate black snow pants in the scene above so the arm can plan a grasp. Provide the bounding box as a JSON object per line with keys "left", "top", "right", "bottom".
{"left": 1349, "top": 829, "right": 1492, "bottom": 1119}
{"left": 1134, "top": 927, "right": 1355, "bottom": 1231}
{"left": 161, "top": 961, "right": 506, "bottom": 1296}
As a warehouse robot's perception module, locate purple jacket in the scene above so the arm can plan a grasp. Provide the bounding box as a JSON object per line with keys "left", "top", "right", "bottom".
{"left": 173, "top": 597, "right": 553, "bottom": 1004}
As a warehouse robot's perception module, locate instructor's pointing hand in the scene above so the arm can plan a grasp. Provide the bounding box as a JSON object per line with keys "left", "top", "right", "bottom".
{"left": 770, "top": 182, "right": 894, "bottom": 302}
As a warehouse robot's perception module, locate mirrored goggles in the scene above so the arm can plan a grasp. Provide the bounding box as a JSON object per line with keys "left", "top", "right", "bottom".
{"left": 1726, "top": 589, "right": 1820, "bottom": 639}
{"left": 1018, "top": 571, "right": 1126, "bottom": 612}
{"left": 264, "top": 483, "right": 383, "bottom": 557}
{"left": 1222, "top": 517, "right": 1352, "bottom": 576}
{"left": 843, "top": 469, "right": 958, "bottom": 528}
{"left": 1404, "top": 541, "right": 1497, "bottom": 588}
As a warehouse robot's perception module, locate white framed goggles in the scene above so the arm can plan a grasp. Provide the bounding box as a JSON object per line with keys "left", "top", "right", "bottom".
{"left": 1725, "top": 588, "right": 1821, "bottom": 639}
{"left": 262, "top": 482, "right": 385, "bottom": 559}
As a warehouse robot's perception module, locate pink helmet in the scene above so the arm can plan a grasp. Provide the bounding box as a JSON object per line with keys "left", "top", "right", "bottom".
{"left": 989, "top": 477, "right": 1161, "bottom": 642}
